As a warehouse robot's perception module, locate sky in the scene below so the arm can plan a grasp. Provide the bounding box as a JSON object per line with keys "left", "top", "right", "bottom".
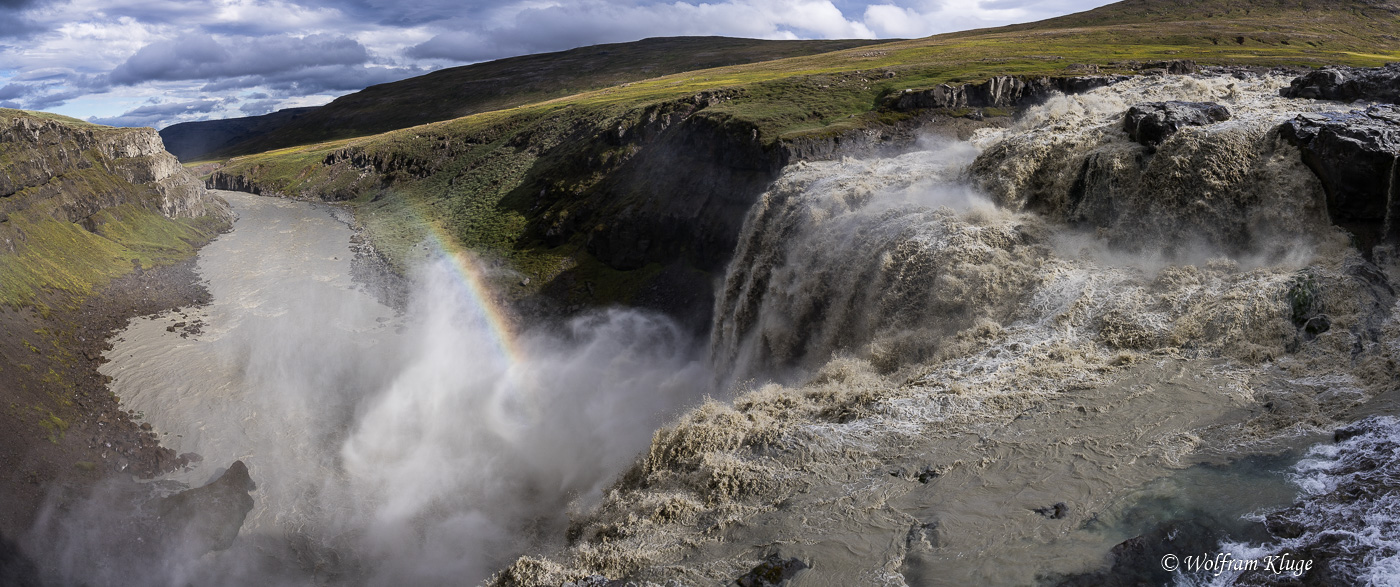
{"left": 0, "top": 0, "right": 1116, "bottom": 129}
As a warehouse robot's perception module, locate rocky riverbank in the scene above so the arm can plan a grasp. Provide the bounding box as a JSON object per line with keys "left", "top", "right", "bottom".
{"left": 0, "top": 110, "right": 233, "bottom": 552}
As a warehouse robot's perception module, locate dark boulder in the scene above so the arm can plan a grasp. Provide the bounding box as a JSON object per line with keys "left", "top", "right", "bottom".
{"left": 154, "top": 460, "right": 256, "bottom": 553}
{"left": 1033, "top": 502, "right": 1070, "bottom": 519}
{"left": 736, "top": 554, "right": 809, "bottom": 587}
{"left": 1123, "top": 101, "right": 1232, "bottom": 148}
{"left": 1279, "top": 105, "right": 1400, "bottom": 248}
{"left": 1281, "top": 63, "right": 1400, "bottom": 103}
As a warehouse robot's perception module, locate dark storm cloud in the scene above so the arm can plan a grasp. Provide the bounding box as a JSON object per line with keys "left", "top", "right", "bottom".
{"left": 109, "top": 33, "right": 371, "bottom": 85}
{"left": 0, "top": 10, "right": 41, "bottom": 38}
{"left": 88, "top": 98, "right": 221, "bottom": 127}
{"left": 0, "top": 83, "right": 33, "bottom": 100}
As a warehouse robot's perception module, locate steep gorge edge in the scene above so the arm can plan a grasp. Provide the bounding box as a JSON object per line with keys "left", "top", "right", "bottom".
{"left": 204, "top": 72, "right": 1131, "bottom": 328}
{"left": 0, "top": 110, "right": 233, "bottom": 544}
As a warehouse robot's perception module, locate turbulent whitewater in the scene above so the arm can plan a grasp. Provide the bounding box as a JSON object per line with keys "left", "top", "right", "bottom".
{"left": 34, "top": 72, "right": 1400, "bottom": 586}
{"left": 501, "top": 74, "right": 1399, "bottom": 586}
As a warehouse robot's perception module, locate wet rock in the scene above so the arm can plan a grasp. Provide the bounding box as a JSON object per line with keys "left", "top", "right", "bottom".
{"left": 1262, "top": 512, "right": 1306, "bottom": 539}
{"left": 0, "top": 533, "right": 41, "bottom": 587}
{"left": 1302, "top": 315, "right": 1331, "bottom": 340}
{"left": 1281, "top": 63, "right": 1400, "bottom": 103}
{"left": 1279, "top": 105, "right": 1400, "bottom": 247}
{"left": 1238, "top": 417, "right": 1400, "bottom": 585}
{"left": 1054, "top": 518, "right": 1228, "bottom": 587}
{"left": 154, "top": 460, "right": 255, "bottom": 553}
{"left": 1033, "top": 502, "right": 1070, "bottom": 519}
{"left": 735, "top": 554, "right": 809, "bottom": 587}
{"left": 1123, "top": 101, "right": 1232, "bottom": 148}
{"left": 1140, "top": 59, "right": 1198, "bottom": 75}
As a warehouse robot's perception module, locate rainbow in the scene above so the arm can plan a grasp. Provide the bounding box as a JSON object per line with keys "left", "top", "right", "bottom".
{"left": 402, "top": 204, "right": 528, "bottom": 366}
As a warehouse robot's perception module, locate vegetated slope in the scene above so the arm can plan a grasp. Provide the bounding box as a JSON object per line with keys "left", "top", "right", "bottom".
{"left": 179, "top": 37, "right": 890, "bottom": 161}
{"left": 1002, "top": 0, "right": 1400, "bottom": 30}
{"left": 0, "top": 109, "right": 231, "bottom": 305}
{"left": 159, "top": 106, "right": 316, "bottom": 162}
{"left": 0, "top": 108, "right": 232, "bottom": 536}
{"left": 206, "top": 0, "right": 1400, "bottom": 325}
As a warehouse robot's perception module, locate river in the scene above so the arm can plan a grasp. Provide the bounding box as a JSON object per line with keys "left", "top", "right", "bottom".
{"left": 81, "top": 73, "right": 1400, "bottom": 587}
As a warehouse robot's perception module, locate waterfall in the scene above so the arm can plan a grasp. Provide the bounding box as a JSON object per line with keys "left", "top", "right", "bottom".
{"left": 532, "top": 73, "right": 1396, "bottom": 584}
{"left": 712, "top": 74, "right": 1356, "bottom": 385}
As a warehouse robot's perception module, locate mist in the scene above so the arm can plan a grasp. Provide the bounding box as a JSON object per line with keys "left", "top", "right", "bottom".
{"left": 23, "top": 194, "right": 711, "bottom": 586}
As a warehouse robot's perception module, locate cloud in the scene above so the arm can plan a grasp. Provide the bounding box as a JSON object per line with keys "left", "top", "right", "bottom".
{"left": 238, "top": 98, "right": 282, "bottom": 115}
{"left": 409, "top": 0, "right": 876, "bottom": 62}
{"left": 26, "top": 89, "right": 88, "bottom": 109}
{"left": 863, "top": 0, "right": 1112, "bottom": 37}
{"left": 109, "top": 32, "right": 371, "bottom": 85}
{"left": 88, "top": 98, "right": 221, "bottom": 127}
{"left": 0, "top": 83, "right": 33, "bottom": 100}
{"left": 0, "top": 0, "right": 45, "bottom": 38}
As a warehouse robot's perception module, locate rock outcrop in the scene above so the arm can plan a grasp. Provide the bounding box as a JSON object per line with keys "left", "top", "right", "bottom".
{"left": 884, "top": 75, "right": 1127, "bottom": 112}
{"left": 1279, "top": 105, "right": 1400, "bottom": 247}
{"left": 1123, "top": 101, "right": 1232, "bottom": 148}
{"left": 1232, "top": 417, "right": 1400, "bottom": 586}
{"left": 207, "top": 169, "right": 275, "bottom": 197}
{"left": 1281, "top": 63, "right": 1400, "bottom": 103}
{"left": 0, "top": 111, "right": 232, "bottom": 226}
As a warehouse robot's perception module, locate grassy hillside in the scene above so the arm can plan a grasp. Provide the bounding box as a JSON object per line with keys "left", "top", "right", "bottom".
{"left": 190, "top": 37, "right": 890, "bottom": 161}
{"left": 0, "top": 109, "right": 229, "bottom": 307}
{"left": 209, "top": 0, "right": 1400, "bottom": 315}
{"left": 159, "top": 106, "right": 317, "bottom": 162}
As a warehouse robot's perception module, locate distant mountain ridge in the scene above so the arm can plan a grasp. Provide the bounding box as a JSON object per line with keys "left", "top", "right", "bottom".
{"left": 159, "top": 36, "right": 889, "bottom": 161}
{"left": 159, "top": 106, "right": 317, "bottom": 161}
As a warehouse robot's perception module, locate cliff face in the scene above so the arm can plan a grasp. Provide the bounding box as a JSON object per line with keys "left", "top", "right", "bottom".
{"left": 1, "top": 113, "right": 230, "bottom": 222}
{"left": 0, "top": 110, "right": 234, "bottom": 539}
{"left": 0, "top": 109, "right": 233, "bottom": 304}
